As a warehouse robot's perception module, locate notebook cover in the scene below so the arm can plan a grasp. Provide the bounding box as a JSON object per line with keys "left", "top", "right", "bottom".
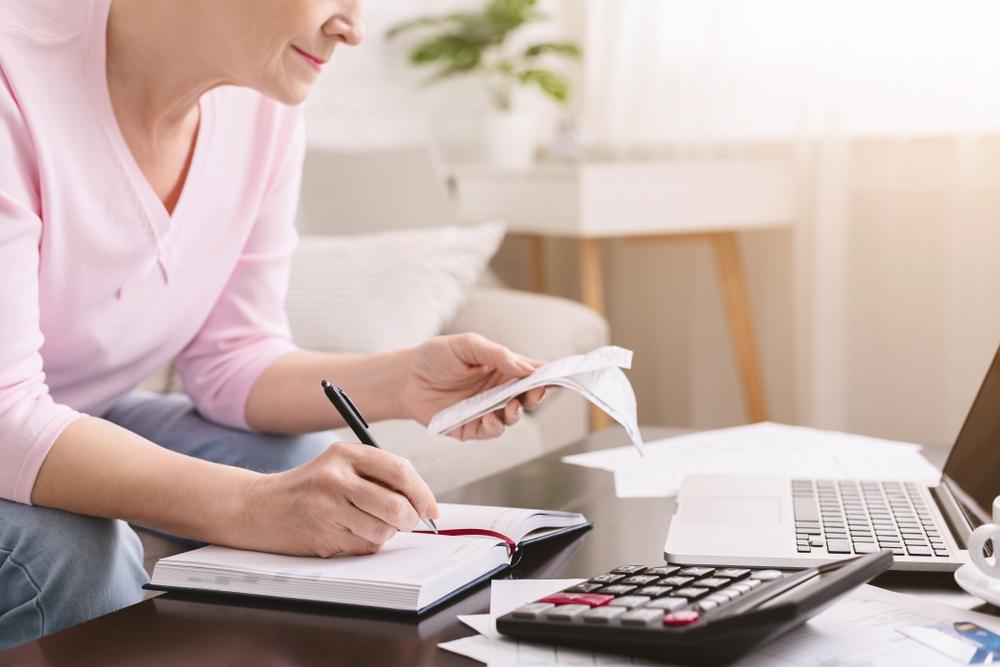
{"left": 143, "top": 562, "right": 509, "bottom": 616}
{"left": 517, "top": 520, "right": 592, "bottom": 547}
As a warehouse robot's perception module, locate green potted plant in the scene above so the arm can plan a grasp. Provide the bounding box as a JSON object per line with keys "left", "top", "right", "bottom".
{"left": 387, "top": 0, "right": 581, "bottom": 167}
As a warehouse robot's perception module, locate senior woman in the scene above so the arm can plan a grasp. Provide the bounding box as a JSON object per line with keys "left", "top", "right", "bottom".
{"left": 0, "top": 0, "right": 545, "bottom": 648}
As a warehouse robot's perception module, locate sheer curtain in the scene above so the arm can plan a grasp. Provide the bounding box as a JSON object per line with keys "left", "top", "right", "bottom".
{"left": 581, "top": 0, "right": 1000, "bottom": 444}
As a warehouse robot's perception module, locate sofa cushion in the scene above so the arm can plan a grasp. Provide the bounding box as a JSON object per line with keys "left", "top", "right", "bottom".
{"left": 285, "top": 222, "right": 506, "bottom": 353}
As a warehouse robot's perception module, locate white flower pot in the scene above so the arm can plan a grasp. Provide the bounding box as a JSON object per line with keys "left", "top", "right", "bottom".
{"left": 484, "top": 111, "right": 537, "bottom": 168}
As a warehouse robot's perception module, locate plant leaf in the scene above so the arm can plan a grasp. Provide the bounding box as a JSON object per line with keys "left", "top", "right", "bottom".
{"left": 523, "top": 42, "right": 582, "bottom": 59}
{"left": 518, "top": 69, "right": 570, "bottom": 103}
{"left": 385, "top": 13, "right": 471, "bottom": 40}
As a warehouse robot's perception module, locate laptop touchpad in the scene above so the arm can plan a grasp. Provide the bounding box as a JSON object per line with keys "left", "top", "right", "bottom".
{"left": 680, "top": 496, "right": 782, "bottom": 525}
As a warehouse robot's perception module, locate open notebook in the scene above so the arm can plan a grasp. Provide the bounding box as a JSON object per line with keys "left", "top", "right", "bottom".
{"left": 146, "top": 503, "right": 589, "bottom": 614}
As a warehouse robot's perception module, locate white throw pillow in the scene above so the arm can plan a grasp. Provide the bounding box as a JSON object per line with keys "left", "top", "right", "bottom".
{"left": 285, "top": 222, "right": 506, "bottom": 353}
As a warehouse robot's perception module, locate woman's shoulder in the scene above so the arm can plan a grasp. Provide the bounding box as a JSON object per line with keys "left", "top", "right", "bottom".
{"left": 0, "top": 0, "right": 92, "bottom": 43}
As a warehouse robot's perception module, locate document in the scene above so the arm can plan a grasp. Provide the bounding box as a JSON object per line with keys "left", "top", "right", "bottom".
{"left": 562, "top": 422, "right": 941, "bottom": 498}
{"left": 439, "top": 584, "right": 999, "bottom": 666}
{"left": 429, "top": 346, "right": 644, "bottom": 453}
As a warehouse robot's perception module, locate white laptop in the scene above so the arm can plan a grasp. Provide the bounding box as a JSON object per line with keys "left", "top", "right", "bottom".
{"left": 665, "top": 343, "right": 1000, "bottom": 572}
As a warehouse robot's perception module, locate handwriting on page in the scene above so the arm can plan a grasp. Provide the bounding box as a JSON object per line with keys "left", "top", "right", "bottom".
{"left": 428, "top": 346, "right": 644, "bottom": 454}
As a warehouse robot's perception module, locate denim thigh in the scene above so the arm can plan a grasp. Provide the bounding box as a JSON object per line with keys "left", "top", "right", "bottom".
{"left": 0, "top": 501, "right": 146, "bottom": 650}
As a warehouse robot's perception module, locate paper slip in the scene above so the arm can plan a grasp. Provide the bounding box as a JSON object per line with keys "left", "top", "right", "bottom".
{"left": 429, "top": 346, "right": 644, "bottom": 454}
{"left": 562, "top": 422, "right": 940, "bottom": 498}
{"left": 457, "top": 578, "right": 584, "bottom": 640}
{"left": 440, "top": 584, "right": 999, "bottom": 666}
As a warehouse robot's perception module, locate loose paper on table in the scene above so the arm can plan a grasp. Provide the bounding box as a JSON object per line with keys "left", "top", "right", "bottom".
{"left": 562, "top": 422, "right": 941, "bottom": 498}
{"left": 429, "top": 346, "right": 644, "bottom": 454}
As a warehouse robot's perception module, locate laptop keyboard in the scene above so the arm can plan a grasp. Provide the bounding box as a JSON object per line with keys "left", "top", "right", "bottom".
{"left": 791, "top": 480, "right": 950, "bottom": 558}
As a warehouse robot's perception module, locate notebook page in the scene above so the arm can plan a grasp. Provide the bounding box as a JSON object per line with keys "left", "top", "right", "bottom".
{"left": 434, "top": 504, "right": 586, "bottom": 544}
{"left": 157, "top": 532, "right": 495, "bottom": 586}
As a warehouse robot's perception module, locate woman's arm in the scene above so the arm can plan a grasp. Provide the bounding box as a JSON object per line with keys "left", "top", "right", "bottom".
{"left": 244, "top": 334, "right": 546, "bottom": 439}
{"left": 31, "top": 415, "right": 439, "bottom": 556}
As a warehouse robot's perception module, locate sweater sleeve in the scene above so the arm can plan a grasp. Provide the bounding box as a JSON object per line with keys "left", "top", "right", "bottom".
{"left": 0, "top": 69, "right": 83, "bottom": 504}
{"left": 174, "top": 106, "right": 304, "bottom": 430}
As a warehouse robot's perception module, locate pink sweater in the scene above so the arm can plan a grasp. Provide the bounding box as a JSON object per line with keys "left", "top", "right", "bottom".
{"left": 0, "top": 0, "right": 303, "bottom": 504}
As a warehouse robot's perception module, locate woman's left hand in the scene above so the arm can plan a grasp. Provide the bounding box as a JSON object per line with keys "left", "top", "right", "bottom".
{"left": 400, "top": 333, "right": 546, "bottom": 440}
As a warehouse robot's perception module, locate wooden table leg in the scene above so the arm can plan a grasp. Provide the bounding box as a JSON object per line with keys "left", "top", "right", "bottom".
{"left": 710, "top": 232, "right": 769, "bottom": 422}
{"left": 530, "top": 235, "right": 546, "bottom": 293}
{"left": 578, "top": 238, "right": 611, "bottom": 431}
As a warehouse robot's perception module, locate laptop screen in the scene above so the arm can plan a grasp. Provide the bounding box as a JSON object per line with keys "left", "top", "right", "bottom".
{"left": 941, "top": 342, "right": 1000, "bottom": 525}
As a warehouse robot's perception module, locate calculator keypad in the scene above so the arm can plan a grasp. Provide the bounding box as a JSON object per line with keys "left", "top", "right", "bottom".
{"left": 511, "top": 563, "right": 785, "bottom": 630}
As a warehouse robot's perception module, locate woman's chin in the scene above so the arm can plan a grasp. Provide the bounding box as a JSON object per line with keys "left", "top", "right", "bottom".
{"left": 260, "top": 80, "right": 313, "bottom": 106}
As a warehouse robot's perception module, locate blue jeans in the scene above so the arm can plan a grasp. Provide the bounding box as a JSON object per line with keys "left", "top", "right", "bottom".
{"left": 0, "top": 391, "right": 334, "bottom": 650}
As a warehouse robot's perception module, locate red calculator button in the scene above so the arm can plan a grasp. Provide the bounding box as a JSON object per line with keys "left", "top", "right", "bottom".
{"left": 663, "top": 610, "right": 700, "bottom": 626}
{"left": 538, "top": 593, "right": 615, "bottom": 608}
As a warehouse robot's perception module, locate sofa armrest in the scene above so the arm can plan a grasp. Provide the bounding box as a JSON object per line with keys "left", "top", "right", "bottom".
{"left": 444, "top": 287, "right": 609, "bottom": 361}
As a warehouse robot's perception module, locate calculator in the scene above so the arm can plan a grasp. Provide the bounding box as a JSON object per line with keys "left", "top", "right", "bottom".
{"left": 496, "top": 550, "right": 893, "bottom": 665}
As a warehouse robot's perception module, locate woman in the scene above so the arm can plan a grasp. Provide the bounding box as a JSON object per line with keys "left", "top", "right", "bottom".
{"left": 0, "top": 0, "right": 545, "bottom": 647}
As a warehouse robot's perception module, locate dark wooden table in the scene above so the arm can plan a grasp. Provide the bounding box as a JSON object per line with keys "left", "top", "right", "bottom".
{"left": 1, "top": 427, "right": 984, "bottom": 666}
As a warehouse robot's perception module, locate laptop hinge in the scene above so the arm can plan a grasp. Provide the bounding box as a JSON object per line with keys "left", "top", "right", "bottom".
{"left": 932, "top": 481, "right": 974, "bottom": 551}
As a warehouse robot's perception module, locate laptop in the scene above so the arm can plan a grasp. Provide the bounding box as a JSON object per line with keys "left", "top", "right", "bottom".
{"left": 664, "top": 342, "right": 1000, "bottom": 571}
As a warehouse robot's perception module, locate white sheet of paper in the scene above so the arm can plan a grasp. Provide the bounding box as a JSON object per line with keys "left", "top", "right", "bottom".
{"left": 428, "top": 346, "right": 644, "bottom": 453}
{"left": 440, "top": 585, "right": 1000, "bottom": 666}
{"left": 564, "top": 422, "right": 939, "bottom": 498}
{"left": 457, "top": 578, "right": 584, "bottom": 640}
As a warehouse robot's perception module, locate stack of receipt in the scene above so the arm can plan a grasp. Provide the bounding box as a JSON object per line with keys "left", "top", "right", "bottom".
{"left": 428, "top": 346, "right": 644, "bottom": 454}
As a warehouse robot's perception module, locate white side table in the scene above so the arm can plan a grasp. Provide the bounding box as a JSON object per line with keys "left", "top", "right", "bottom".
{"left": 449, "top": 158, "right": 796, "bottom": 426}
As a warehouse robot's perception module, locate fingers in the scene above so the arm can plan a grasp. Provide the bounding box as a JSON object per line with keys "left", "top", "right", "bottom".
{"left": 348, "top": 476, "right": 420, "bottom": 532}
{"left": 350, "top": 448, "right": 439, "bottom": 523}
{"left": 327, "top": 530, "right": 382, "bottom": 556}
{"left": 454, "top": 333, "right": 537, "bottom": 377}
{"left": 338, "top": 502, "right": 399, "bottom": 545}
{"left": 519, "top": 387, "right": 546, "bottom": 412}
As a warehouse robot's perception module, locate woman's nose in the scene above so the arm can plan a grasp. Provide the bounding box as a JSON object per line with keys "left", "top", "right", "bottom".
{"left": 324, "top": 9, "right": 363, "bottom": 46}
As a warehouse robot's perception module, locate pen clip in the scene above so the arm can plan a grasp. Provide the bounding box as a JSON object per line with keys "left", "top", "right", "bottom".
{"left": 338, "top": 387, "right": 369, "bottom": 429}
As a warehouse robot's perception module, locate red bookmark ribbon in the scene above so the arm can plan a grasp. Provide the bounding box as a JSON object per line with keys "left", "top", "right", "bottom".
{"left": 414, "top": 528, "right": 518, "bottom": 558}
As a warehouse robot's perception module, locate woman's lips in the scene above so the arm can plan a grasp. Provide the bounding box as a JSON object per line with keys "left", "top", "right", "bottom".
{"left": 292, "top": 46, "right": 325, "bottom": 73}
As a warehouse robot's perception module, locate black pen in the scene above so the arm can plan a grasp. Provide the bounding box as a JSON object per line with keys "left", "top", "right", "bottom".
{"left": 321, "top": 380, "right": 439, "bottom": 534}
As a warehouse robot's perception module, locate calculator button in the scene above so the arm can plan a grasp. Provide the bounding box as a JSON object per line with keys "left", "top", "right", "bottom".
{"left": 590, "top": 573, "right": 626, "bottom": 584}
{"left": 620, "top": 608, "right": 664, "bottom": 626}
{"left": 635, "top": 586, "right": 672, "bottom": 597}
{"left": 620, "top": 575, "right": 660, "bottom": 585}
{"left": 663, "top": 610, "right": 700, "bottom": 627}
{"left": 730, "top": 583, "right": 752, "bottom": 594}
{"left": 660, "top": 576, "right": 695, "bottom": 587}
{"left": 677, "top": 567, "right": 714, "bottom": 577}
{"left": 715, "top": 568, "right": 751, "bottom": 580}
{"left": 696, "top": 578, "right": 730, "bottom": 589}
{"left": 565, "top": 583, "right": 604, "bottom": 593}
{"left": 608, "top": 596, "right": 652, "bottom": 608}
{"left": 703, "top": 593, "right": 730, "bottom": 604}
{"left": 745, "top": 579, "right": 763, "bottom": 589}
{"left": 546, "top": 604, "right": 591, "bottom": 621}
{"left": 644, "top": 597, "right": 688, "bottom": 611}
{"left": 644, "top": 566, "right": 681, "bottom": 577}
{"left": 511, "top": 603, "right": 555, "bottom": 619}
{"left": 581, "top": 606, "right": 627, "bottom": 623}
{"left": 694, "top": 600, "right": 719, "bottom": 611}
{"left": 612, "top": 565, "right": 647, "bottom": 574}
{"left": 672, "top": 587, "right": 710, "bottom": 600}
{"left": 596, "top": 585, "right": 637, "bottom": 596}
{"left": 749, "top": 570, "right": 783, "bottom": 581}
{"left": 538, "top": 593, "right": 615, "bottom": 608}
{"left": 717, "top": 588, "right": 742, "bottom": 600}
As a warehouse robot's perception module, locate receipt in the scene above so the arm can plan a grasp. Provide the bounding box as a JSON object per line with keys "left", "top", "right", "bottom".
{"left": 428, "top": 346, "right": 644, "bottom": 455}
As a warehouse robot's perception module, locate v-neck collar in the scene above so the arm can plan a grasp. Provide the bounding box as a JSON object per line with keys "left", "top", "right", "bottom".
{"left": 87, "top": 0, "right": 215, "bottom": 296}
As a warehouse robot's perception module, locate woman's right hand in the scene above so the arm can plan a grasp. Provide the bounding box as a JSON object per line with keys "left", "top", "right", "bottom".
{"left": 235, "top": 442, "right": 439, "bottom": 557}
